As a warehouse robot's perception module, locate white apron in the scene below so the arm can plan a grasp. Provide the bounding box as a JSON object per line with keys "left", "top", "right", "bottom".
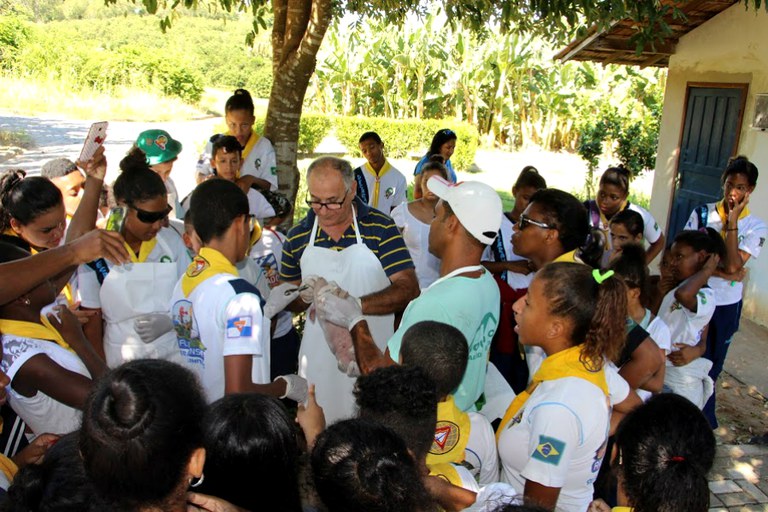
{"left": 299, "top": 210, "right": 393, "bottom": 422}
{"left": 101, "top": 236, "right": 184, "bottom": 367}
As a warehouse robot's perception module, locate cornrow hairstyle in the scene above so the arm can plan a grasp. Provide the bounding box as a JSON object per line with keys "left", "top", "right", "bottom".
{"left": 673, "top": 228, "right": 726, "bottom": 260}
{"left": 529, "top": 189, "right": 605, "bottom": 268}
{"left": 80, "top": 360, "right": 206, "bottom": 510}
{"left": 537, "top": 262, "right": 628, "bottom": 368}
{"left": 0, "top": 169, "right": 63, "bottom": 232}
{"left": 613, "top": 393, "right": 715, "bottom": 512}
{"left": 722, "top": 155, "right": 758, "bottom": 187}
{"left": 400, "top": 321, "right": 468, "bottom": 397}
{"left": 513, "top": 166, "right": 547, "bottom": 191}
{"left": 210, "top": 134, "right": 243, "bottom": 159}
{"left": 599, "top": 165, "right": 631, "bottom": 196}
{"left": 610, "top": 209, "right": 644, "bottom": 238}
{"left": 113, "top": 148, "right": 167, "bottom": 204}
{"left": 225, "top": 89, "right": 255, "bottom": 116}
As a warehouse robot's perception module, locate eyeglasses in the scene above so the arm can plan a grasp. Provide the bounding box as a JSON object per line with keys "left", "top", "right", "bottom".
{"left": 129, "top": 204, "right": 172, "bottom": 224}
{"left": 518, "top": 214, "right": 555, "bottom": 230}
{"left": 306, "top": 190, "right": 348, "bottom": 211}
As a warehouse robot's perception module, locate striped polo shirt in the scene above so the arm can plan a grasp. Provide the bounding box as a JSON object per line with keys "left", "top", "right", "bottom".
{"left": 280, "top": 197, "right": 414, "bottom": 281}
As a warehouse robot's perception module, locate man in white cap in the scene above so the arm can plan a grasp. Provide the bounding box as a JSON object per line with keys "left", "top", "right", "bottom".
{"left": 317, "top": 176, "right": 502, "bottom": 412}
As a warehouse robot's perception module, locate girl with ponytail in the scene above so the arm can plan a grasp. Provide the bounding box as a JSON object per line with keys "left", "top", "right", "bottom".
{"left": 497, "top": 262, "right": 628, "bottom": 512}
{"left": 585, "top": 166, "right": 665, "bottom": 264}
{"left": 659, "top": 228, "right": 724, "bottom": 408}
{"left": 588, "top": 393, "right": 715, "bottom": 512}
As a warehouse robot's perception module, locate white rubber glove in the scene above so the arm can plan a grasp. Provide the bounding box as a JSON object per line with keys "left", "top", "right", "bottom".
{"left": 276, "top": 374, "right": 309, "bottom": 403}
{"left": 300, "top": 275, "right": 321, "bottom": 304}
{"left": 134, "top": 313, "right": 174, "bottom": 344}
{"left": 316, "top": 290, "right": 365, "bottom": 330}
{"left": 263, "top": 283, "right": 300, "bottom": 319}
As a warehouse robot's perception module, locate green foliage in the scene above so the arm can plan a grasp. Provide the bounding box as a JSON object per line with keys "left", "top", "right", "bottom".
{"left": 334, "top": 116, "right": 479, "bottom": 171}
{"left": 0, "top": 16, "right": 30, "bottom": 67}
{"left": 0, "top": 7, "right": 272, "bottom": 105}
{"left": 298, "top": 114, "right": 332, "bottom": 154}
{"left": 0, "top": 128, "right": 33, "bottom": 148}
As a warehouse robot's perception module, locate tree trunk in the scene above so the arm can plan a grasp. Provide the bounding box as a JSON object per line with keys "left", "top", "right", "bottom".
{"left": 265, "top": 0, "right": 333, "bottom": 223}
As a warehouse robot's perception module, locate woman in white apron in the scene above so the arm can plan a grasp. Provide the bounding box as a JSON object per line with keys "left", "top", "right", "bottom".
{"left": 299, "top": 209, "right": 394, "bottom": 423}
{"left": 78, "top": 150, "right": 191, "bottom": 367}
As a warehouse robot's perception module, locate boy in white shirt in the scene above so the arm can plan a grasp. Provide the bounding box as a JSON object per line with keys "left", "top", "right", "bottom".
{"left": 169, "top": 179, "right": 306, "bottom": 403}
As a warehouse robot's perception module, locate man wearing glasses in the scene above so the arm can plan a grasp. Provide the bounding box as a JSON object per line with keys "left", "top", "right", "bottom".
{"left": 316, "top": 177, "right": 503, "bottom": 414}
{"left": 278, "top": 156, "right": 419, "bottom": 422}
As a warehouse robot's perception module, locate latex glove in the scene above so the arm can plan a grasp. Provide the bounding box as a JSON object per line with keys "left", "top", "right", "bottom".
{"left": 276, "top": 374, "right": 308, "bottom": 403}
{"left": 300, "top": 275, "right": 322, "bottom": 304}
{"left": 263, "top": 283, "right": 300, "bottom": 319}
{"left": 134, "top": 313, "right": 174, "bottom": 344}
{"left": 316, "top": 289, "right": 365, "bottom": 330}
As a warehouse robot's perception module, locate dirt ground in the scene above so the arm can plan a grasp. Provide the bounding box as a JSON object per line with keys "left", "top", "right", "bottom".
{"left": 715, "top": 372, "right": 768, "bottom": 444}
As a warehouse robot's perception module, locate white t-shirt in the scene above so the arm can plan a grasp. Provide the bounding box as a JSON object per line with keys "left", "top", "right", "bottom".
{"left": 247, "top": 189, "right": 276, "bottom": 220}
{"left": 498, "top": 377, "right": 611, "bottom": 512}
{"left": 462, "top": 482, "right": 518, "bottom": 512}
{"left": 250, "top": 228, "right": 293, "bottom": 338}
{"left": 77, "top": 227, "right": 191, "bottom": 309}
{"left": 482, "top": 214, "right": 532, "bottom": 290}
{"left": 658, "top": 285, "right": 716, "bottom": 363}
{"left": 197, "top": 135, "right": 278, "bottom": 191}
{"left": 593, "top": 202, "right": 663, "bottom": 264}
{"left": 639, "top": 311, "right": 672, "bottom": 354}
{"left": 170, "top": 272, "right": 270, "bottom": 402}
{"left": 684, "top": 203, "right": 768, "bottom": 305}
{"left": 0, "top": 335, "right": 90, "bottom": 436}
{"left": 467, "top": 412, "right": 500, "bottom": 485}
{"left": 353, "top": 160, "right": 407, "bottom": 213}
{"left": 390, "top": 202, "right": 441, "bottom": 289}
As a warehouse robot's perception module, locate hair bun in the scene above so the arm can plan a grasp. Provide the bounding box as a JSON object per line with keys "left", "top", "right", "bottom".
{"left": 0, "top": 169, "right": 26, "bottom": 198}
{"left": 98, "top": 379, "right": 156, "bottom": 440}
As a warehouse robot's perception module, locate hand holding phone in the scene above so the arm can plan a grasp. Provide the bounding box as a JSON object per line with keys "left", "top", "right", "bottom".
{"left": 105, "top": 206, "right": 127, "bottom": 233}
{"left": 79, "top": 121, "right": 108, "bottom": 163}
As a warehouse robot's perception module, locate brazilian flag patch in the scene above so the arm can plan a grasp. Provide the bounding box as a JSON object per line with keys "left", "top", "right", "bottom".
{"left": 532, "top": 435, "right": 566, "bottom": 466}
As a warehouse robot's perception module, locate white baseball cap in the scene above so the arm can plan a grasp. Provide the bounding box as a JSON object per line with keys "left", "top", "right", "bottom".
{"left": 427, "top": 176, "right": 502, "bottom": 245}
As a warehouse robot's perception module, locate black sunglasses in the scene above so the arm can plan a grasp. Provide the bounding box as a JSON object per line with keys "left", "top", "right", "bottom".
{"left": 130, "top": 204, "right": 172, "bottom": 224}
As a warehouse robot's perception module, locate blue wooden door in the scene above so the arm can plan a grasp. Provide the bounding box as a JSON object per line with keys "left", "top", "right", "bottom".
{"left": 668, "top": 86, "right": 746, "bottom": 241}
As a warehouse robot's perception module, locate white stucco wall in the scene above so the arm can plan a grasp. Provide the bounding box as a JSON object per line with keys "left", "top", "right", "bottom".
{"left": 650, "top": 4, "right": 768, "bottom": 325}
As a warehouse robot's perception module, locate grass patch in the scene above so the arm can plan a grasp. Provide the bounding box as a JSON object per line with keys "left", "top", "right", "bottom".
{"left": 0, "top": 75, "right": 209, "bottom": 122}
{"left": 0, "top": 128, "right": 34, "bottom": 148}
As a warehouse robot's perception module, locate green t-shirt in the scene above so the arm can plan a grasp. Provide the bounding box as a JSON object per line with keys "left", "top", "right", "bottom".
{"left": 388, "top": 270, "right": 500, "bottom": 411}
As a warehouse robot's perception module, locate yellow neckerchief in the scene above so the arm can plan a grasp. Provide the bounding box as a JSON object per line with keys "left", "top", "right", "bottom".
{"left": 0, "top": 454, "right": 18, "bottom": 484}
{"left": 1, "top": 229, "right": 38, "bottom": 255}
{"left": 223, "top": 130, "right": 259, "bottom": 179}
{"left": 428, "top": 462, "right": 465, "bottom": 488}
{"left": 612, "top": 507, "right": 633, "bottom": 512}
{"left": 363, "top": 159, "right": 393, "bottom": 208}
{"left": 123, "top": 237, "right": 158, "bottom": 263}
{"left": 554, "top": 249, "right": 580, "bottom": 263}
{"left": 427, "top": 395, "right": 471, "bottom": 466}
{"left": 181, "top": 247, "right": 238, "bottom": 297}
{"left": 715, "top": 200, "right": 750, "bottom": 238}
{"left": 496, "top": 345, "right": 609, "bottom": 441}
{"left": 0, "top": 316, "right": 73, "bottom": 352}
{"left": 599, "top": 200, "right": 627, "bottom": 228}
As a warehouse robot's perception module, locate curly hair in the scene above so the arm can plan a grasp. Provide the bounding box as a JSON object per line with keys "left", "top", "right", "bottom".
{"left": 537, "top": 262, "right": 627, "bottom": 367}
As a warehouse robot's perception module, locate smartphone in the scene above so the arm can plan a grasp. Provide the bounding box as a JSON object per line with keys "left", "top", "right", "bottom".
{"left": 79, "top": 121, "right": 108, "bottom": 162}
{"left": 105, "top": 206, "right": 127, "bottom": 233}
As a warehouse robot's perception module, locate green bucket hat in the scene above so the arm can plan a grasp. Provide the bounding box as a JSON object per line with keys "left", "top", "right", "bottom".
{"left": 136, "top": 129, "right": 183, "bottom": 165}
